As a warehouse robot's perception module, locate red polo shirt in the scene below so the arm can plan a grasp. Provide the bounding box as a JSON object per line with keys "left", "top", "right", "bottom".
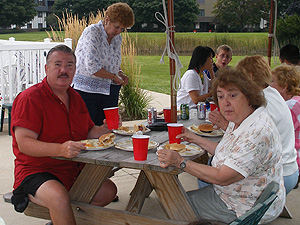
{"left": 11, "top": 78, "right": 94, "bottom": 190}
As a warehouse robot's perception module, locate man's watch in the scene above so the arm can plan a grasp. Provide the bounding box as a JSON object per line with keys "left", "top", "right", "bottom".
{"left": 180, "top": 158, "right": 188, "bottom": 170}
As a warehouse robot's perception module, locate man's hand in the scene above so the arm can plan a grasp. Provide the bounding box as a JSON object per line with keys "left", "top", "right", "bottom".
{"left": 208, "top": 110, "right": 228, "bottom": 131}
{"left": 59, "top": 141, "right": 85, "bottom": 159}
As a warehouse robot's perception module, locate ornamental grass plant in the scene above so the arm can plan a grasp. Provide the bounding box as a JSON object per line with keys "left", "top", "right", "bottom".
{"left": 119, "top": 32, "right": 152, "bottom": 120}
{"left": 47, "top": 10, "right": 151, "bottom": 120}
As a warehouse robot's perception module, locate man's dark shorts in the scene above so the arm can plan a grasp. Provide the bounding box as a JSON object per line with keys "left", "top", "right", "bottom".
{"left": 11, "top": 172, "right": 61, "bottom": 212}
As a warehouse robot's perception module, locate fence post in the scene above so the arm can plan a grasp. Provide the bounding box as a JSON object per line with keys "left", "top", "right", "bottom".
{"left": 9, "top": 37, "right": 15, "bottom": 43}
{"left": 64, "top": 38, "right": 73, "bottom": 49}
{"left": 44, "top": 38, "right": 51, "bottom": 43}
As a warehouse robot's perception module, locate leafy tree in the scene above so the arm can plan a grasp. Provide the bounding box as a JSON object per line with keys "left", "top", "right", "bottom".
{"left": 276, "top": 0, "right": 300, "bottom": 44}
{"left": 277, "top": 0, "right": 295, "bottom": 17}
{"left": 130, "top": 0, "right": 200, "bottom": 32}
{"left": 277, "top": 14, "right": 300, "bottom": 44}
{"left": 0, "top": 0, "right": 37, "bottom": 28}
{"left": 212, "top": 0, "right": 269, "bottom": 32}
{"left": 45, "top": 15, "right": 59, "bottom": 29}
{"left": 53, "top": 0, "right": 115, "bottom": 20}
{"left": 286, "top": 0, "right": 300, "bottom": 16}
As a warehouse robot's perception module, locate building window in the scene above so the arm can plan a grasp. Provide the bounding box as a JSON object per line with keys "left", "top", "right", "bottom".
{"left": 197, "top": 0, "right": 205, "bottom": 5}
{"left": 27, "top": 23, "right": 32, "bottom": 29}
{"left": 199, "top": 9, "right": 205, "bottom": 17}
{"left": 38, "top": 0, "right": 45, "bottom": 6}
{"left": 38, "top": 23, "right": 43, "bottom": 29}
{"left": 38, "top": 12, "right": 43, "bottom": 18}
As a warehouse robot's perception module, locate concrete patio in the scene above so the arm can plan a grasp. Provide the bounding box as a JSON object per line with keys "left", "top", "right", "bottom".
{"left": 1, "top": 91, "right": 300, "bottom": 224}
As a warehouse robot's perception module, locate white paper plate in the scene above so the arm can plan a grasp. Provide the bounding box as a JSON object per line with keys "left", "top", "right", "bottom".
{"left": 113, "top": 127, "right": 151, "bottom": 136}
{"left": 115, "top": 140, "right": 159, "bottom": 151}
{"left": 79, "top": 139, "right": 115, "bottom": 150}
{"left": 157, "top": 144, "right": 204, "bottom": 157}
{"left": 188, "top": 125, "right": 224, "bottom": 137}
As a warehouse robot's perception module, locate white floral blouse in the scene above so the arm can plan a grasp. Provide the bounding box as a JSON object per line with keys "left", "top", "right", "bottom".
{"left": 72, "top": 20, "right": 122, "bottom": 95}
{"left": 212, "top": 107, "right": 285, "bottom": 224}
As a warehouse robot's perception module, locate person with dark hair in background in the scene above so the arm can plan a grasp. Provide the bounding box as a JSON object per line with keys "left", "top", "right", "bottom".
{"left": 280, "top": 44, "right": 300, "bottom": 66}
{"left": 11, "top": 45, "right": 118, "bottom": 225}
{"left": 72, "top": 2, "right": 135, "bottom": 126}
{"left": 177, "top": 46, "right": 215, "bottom": 109}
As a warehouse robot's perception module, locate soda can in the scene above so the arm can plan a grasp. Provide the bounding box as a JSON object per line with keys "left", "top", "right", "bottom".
{"left": 197, "top": 102, "right": 206, "bottom": 120}
{"left": 147, "top": 107, "right": 157, "bottom": 125}
{"left": 180, "top": 104, "right": 189, "bottom": 120}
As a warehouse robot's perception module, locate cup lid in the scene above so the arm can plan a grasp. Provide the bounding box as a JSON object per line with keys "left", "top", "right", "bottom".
{"left": 167, "top": 123, "right": 183, "bottom": 127}
{"left": 132, "top": 134, "right": 150, "bottom": 139}
{"left": 103, "top": 106, "right": 119, "bottom": 110}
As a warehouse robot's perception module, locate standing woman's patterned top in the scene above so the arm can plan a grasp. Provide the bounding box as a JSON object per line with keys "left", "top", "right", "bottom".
{"left": 72, "top": 20, "right": 122, "bottom": 95}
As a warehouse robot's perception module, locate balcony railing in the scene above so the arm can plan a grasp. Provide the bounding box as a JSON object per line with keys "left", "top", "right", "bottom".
{"left": 0, "top": 37, "right": 72, "bottom": 104}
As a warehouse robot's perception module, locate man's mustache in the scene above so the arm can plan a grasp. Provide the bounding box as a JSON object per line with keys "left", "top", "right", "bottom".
{"left": 58, "top": 73, "right": 69, "bottom": 78}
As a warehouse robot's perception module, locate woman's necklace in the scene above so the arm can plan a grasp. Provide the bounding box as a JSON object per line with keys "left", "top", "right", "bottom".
{"left": 194, "top": 68, "right": 204, "bottom": 83}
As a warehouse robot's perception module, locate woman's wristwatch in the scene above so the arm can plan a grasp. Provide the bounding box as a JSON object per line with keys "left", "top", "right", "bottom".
{"left": 180, "top": 158, "right": 188, "bottom": 170}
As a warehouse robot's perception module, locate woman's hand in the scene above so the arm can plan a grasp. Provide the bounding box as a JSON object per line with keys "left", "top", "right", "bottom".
{"left": 208, "top": 110, "right": 228, "bottom": 131}
{"left": 118, "top": 70, "right": 129, "bottom": 86}
{"left": 112, "top": 74, "right": 124, "bottom": 85}
{"left": 176, "top": 127, "right": 198, "bottom": 144}
{"left": 157, "top": 148, "right": 183, "bottom": 168}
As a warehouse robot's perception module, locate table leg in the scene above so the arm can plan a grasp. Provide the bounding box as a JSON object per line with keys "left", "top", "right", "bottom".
{"left": 144, "top": 170, "right": 198, "bottom": 222}
{"left": 126, "top": 170, "right": 154, "bottom": 213}
{"left": 69, "top": 164, "right": 113, "bottom": 203}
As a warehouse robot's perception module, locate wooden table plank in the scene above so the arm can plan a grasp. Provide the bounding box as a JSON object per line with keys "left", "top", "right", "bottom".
{"left": 126, "top": 170, "right": 154, "bottom": 213}
{"left": 69, "top": 164, "right": 113, "bottom": 203}
{"left": 24, "top": 201, "right": 190, "bottom": 225}
{"left": 144, "top": 170, "right": 199, "bottom": 222}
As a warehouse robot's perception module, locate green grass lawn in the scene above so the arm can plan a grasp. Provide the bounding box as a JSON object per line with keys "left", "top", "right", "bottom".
{"left": 0, "top": 31, "right": 50, "bottom": 41}
{"left": 0, "top": 31, "right": 279, "bottom": 95}
{"left": 137, "top": 55, "right": 279, "bottom": 95}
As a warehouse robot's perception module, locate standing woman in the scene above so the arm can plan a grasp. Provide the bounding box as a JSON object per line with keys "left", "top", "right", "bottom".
{"left": 72, "top": 3, "right": 135, "bottom": 125}
{"left": 177, "top": 46, "right": 215, "bottom": 109}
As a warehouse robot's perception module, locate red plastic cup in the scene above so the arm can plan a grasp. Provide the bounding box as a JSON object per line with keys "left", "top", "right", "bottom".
{"left": 209, "top": 102, "right": 220, "bottom": 111}
{"left": 132, "top": 134, "right": 150, "bottom": 161}
{"left": 163, "top": 107, "right": 171, "bottom": 123}
{"left": 103, "top": 107, "right": 119, "bottom": 130}
{"left": 167, "top": 123, "right": 183, "bottom": 144}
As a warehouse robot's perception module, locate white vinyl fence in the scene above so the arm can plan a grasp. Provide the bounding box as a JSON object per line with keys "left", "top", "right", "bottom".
{"left": 0, "top": 37, "right": 72, "bottom": 104}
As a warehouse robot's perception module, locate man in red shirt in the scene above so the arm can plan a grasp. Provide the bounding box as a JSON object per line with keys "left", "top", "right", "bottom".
{"left": 11, "top": 45, "right": 118, "bottom": 225}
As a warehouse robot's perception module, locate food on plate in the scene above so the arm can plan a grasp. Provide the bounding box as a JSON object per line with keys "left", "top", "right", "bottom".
{"left": 118, "top": 126, "right": 130, "bottom": 132}
{"left": 84, "top": 142, "right": 94, "bottom": 148}
{"left": 198, "top": 123, "right": 213, "bottom": 133}
{"left": 98, "top": 133, "right": 116, "bottom": 146}
{"left": 134, "top": 124, "right": 146, "bottom": 132}
{"left": 165, "top": 143, "right": 188, "bottom": 153}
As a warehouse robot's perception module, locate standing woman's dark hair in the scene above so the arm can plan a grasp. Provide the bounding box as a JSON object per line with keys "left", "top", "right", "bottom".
{"left": 188, "top": 46, "right": 215, "bottom": 72}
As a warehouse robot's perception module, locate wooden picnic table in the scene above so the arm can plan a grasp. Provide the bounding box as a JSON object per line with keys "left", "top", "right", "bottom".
{"left": 24, "top": 118, "right": 222, "bottom": 225}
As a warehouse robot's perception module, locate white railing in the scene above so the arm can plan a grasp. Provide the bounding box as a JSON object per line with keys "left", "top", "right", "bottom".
{"left": 0, "top": 37, "right": 72, "bottom": 104}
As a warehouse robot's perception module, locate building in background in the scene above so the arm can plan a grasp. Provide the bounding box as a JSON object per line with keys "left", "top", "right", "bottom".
{"left": 15, "top": 0, "right": 55, "bottom": 30}
{"left": 194, "top": 0, "right": 217, "bottom": 32}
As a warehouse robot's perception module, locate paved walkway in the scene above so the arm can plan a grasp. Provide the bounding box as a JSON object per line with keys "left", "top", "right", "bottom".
{"left": 0, "top": 91, "right": 299, "bottom": 224}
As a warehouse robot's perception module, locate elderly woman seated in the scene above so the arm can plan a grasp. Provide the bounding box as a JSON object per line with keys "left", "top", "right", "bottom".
{"left": 157, "top": 68, "right": 285, "bottom": 224}
{"left": 271, "top": 64, "right": 300, "bottom": 185}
